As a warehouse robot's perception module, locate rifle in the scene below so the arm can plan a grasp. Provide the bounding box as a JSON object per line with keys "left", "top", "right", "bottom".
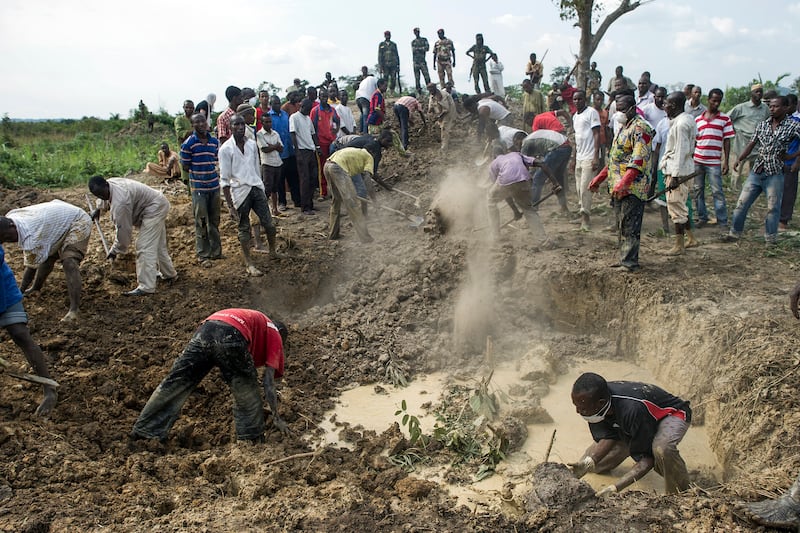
{"left": 646, "top": 171, "right": 700, "bottom": 202}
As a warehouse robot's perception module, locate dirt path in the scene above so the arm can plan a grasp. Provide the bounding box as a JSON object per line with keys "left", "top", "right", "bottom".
{"left": 0, "top": 107, "right": 797, "bottom": 531}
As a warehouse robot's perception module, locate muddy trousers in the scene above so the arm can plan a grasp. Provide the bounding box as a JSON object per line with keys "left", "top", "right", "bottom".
{"left": 278, "top": 155, "right": 302, "bottom": 208}
{"left": 613, "top": 195, "right": 644, "bottom": 268}
{"left": 324, "top": 162, "right": 372, "bottom": 243}
{"left": 135, "top": 209, "right": 177, "bottom": 293}
{"left": 236, "top": 187, "right": 276, "bottom": 245}
{"left": 584, "top": 415, "right": 690, "bottom": 494}
{"left": 132, "top": 320, "right": 265, "bottom": 442}
{"left": 531, "top": 145, "right": 571, "bottom": 210}
{"left": 192, "top": 189, "right": 222, "bottom": 260}
{"left": 487, "top": 179, "right": 545, "bottom": 241}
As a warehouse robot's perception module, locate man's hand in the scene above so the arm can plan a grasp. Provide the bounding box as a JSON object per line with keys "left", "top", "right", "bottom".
{"left": 567, "top": 456, "right": 595, "bottom": 478}
{"left": 36, "top": 387, "right": 57, "bottom": 417}
{"left": 272, "top": 416, "right": 289, "bottom": 436}
{"left": 106, "top": 251, "right": 117, "bottom": 261}
{"left": 595, "top": 485, "right": 618, "bottom": 498}
{"left": 790, "top": 281, "right": 800, "bottom": 319}
{"left": 591, "top": 157, "right": 599, "bottom": 171}
{"left": 733, "top": 159, "right": 740, "bottom": 173}
{"left": 228, "top": 207, "right": 240, "bottom": 223}
{"left": 722, "top": 161, "right": 729, "bottom": 176}
{"left": 90, "top": 209, "right": 101, "bottom": 221}
{"left": 589, "top": 167, "right": 609, "bottom": 193}
{"left": 665, "top": 175, "right": 676, "bottom": 189}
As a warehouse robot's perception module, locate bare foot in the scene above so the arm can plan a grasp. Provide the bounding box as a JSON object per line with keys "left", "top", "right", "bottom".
{"left": 61, "top": 310, "right": 80, "bottom": 323}
{"left": 35, "top": 388, "right": 58, "bottom": 417}
{"left": 246, "top": 265, "right": 263, "bottom": 277}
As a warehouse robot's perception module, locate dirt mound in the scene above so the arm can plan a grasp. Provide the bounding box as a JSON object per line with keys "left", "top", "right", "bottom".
{"left": 0, "top": 101, "right": 795, "bottom": 531}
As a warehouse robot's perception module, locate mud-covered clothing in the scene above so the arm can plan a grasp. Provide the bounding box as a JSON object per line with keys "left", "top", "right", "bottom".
{"left": 132, "top": 310, "right": 285, "bottom": 442}
{"left": 588, "top": 381, "right": 691, "bottom": 462}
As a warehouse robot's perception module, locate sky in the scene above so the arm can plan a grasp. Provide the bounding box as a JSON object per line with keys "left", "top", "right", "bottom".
{"left": 1, "top": 0, "right": 798, "bottom": 120}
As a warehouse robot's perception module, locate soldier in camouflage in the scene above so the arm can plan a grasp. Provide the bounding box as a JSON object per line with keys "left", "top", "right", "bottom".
{"left": 378, "top": 31, "right": 401, "bottom": 96}
{"left": 433, "top": 28, "right": 455, "bottom": 88}
{"left": 411, "top": 27, "right": 431, "bottom": 94}
{"left": 466, "top": 33, "right": 493, "bottom": 94}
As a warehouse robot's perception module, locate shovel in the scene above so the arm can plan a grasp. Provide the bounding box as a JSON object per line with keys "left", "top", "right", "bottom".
{"left": 392, "top": 187, "right": 422, "bottom": 208}
{"left": 0, "top": 357, "right": 59, "bottom": 388}
{"left": 85, "top": 194, "right": 110, "bottom": 256}
{"left": 473, "top": 186, "right": 562, "bottom": 232}
{"left": 358, "top": 197, "right": 424, "bottom": 228}
{"left": 474, "top": 140, "right": 493, "bottom": 167}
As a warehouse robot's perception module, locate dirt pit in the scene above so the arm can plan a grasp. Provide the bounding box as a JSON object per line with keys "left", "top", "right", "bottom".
{"left": 0, "top": 105, "right": 799, "bottom": 531}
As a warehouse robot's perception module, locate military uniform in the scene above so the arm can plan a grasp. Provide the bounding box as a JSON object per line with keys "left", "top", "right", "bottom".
{"left": 378, "top": 39, "right": 401, "bottom": 94}
{"left": 434, "top": 37, "right": 455, "bottom": 87}
{"left": 411, "top": 35, "right": 431, "bottom": 93}
{"left": 467, "top": 43, "right": 493, "bottom": 94}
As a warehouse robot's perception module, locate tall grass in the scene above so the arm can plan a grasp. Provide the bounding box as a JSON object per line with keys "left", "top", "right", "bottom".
{"left": 0, "top": 117, "right": 178, "bottom": 189}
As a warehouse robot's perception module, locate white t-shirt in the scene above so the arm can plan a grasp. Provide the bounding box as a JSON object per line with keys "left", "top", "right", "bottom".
{"left": 289, "top": 112, "right": 316, "bottom": 150}
{"left": 356, "top": 76, "right": 378, "bottom": 101}
{"left": 477, "top": 99, "right": 510, "bottom": 121}
{"left": 572, "top": 106, "right": 600, "bottom": 161}
{"left": 497, "top": 125, "right": 526, "bottom": 149}
{"left": 256, "top": 128, "right": 283, "bottom": 167}
{"left": 334, "top": 103, "right": 356, "bottom": 137}
{"left": 641, "top": 102, "right": 667, "bottom": 130}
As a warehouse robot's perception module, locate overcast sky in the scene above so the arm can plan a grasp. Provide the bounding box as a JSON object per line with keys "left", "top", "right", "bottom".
{"left": 1, "top": 0, "right": 797, "bottom": 119}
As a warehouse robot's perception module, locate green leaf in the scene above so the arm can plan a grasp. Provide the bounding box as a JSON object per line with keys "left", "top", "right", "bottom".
{"left": 402, "top": 414, "right": 409, "bottom": 425}
{"left": 469, "top": 394, "right": 482, "bottom": 413}
{"left": 401, "top": 399, "right": 407, "bottom": 411}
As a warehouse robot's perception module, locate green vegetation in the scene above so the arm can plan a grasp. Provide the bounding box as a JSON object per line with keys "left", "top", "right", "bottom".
{"left": 388, "top": 373, "right": 509, "bottom": 480}
{"left": 0, "top": 114, "right": 178, "bottom": 189}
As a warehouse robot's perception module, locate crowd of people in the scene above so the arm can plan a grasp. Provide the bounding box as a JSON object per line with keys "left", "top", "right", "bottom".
{"left": 2, "top": 29, "right": 800, "bottom": 527}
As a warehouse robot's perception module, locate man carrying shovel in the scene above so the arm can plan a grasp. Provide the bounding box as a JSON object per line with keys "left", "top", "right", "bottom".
{"left": 0, "top": 243, "right": 57, "bottom": 416}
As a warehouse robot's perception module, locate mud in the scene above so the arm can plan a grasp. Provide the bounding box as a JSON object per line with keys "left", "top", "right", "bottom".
{"left": 0, "top": 102, "right": 797, "bottom": 531}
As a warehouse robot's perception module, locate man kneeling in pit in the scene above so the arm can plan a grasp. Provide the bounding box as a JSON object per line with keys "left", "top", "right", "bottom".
{"left": 568, "top": 372, "right": 691, "bottom": 496}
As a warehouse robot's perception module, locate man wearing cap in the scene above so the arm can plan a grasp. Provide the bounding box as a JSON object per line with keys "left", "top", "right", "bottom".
{"left": 466, "top": 34, "right": 493, "bottom": 94}
{"left": 378, "top": 31, "right": 400, "bottom": 96}
{"left": 131, "top": 309, "right": 290, "bottom": 443}
{"left": 433, "top": 29, "right": 455, "bottom": 88}
{"left": 217, "top": 86, "right": 244, "bottom": 144}
{"left": 411, "top": 28, "right": 431, "bottom": 94}
{"left": 729, "top": 84, "right": 769, "bottom": 190}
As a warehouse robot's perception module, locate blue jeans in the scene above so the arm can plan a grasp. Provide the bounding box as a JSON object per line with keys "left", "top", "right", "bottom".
{"left": 192, "top": 189, "right": 222, "bottom": 260}
{"left": 531, "top": 145, "right": 571, "bottom": 210}
{"left": 692, "top": 163, "right": 727, "bottom": 226}
{"left": 132, "top": 320, "right": 265, "bottom": 442}
{"left": 731, "top": 171, "right": 784, "bottom": 243}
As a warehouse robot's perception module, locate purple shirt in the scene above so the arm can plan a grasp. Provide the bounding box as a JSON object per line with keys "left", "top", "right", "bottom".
{"left": 489, "top": 151, "right": 535, "bottom": 186}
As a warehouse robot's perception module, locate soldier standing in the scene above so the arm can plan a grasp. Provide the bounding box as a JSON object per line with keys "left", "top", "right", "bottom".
{"left": 466, "top": 33, "right": 493, "bottom": 94}
{"left": 432, "top": 29, "right": 455, "bottom": 88}
{"left": 411, "top": 27, "right": 431, "bottom": 94}
{"left": 378, "top": 31, "right": 401, "bottom": 96}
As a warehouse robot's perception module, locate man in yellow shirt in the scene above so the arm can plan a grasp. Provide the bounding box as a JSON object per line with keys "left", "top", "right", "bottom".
{"left": 323, "top": 148, "right": 375, "bottom": 243}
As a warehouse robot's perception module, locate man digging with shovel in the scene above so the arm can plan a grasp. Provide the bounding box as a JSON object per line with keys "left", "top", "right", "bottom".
{"left": 0, "top": 242, "right": 58, "bottom": 416}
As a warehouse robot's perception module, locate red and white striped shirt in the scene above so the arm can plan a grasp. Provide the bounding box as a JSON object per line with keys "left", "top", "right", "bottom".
{"left": 693, "top": 111, "right": 734, "bottom": 166}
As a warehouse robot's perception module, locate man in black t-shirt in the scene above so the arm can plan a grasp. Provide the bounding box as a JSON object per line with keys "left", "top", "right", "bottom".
{"left": 568, "top": 372, "right": 691, "bottom": 496}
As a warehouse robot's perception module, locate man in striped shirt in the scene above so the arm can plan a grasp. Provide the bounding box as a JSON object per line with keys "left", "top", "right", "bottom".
{"left": 693, "top": 88, "right": 734, "bottom": 231}
{"left": 181, "top": 114, "right": 222, "bottom": 266}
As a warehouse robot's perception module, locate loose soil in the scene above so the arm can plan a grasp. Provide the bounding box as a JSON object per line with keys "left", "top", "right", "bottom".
{"left": 0, "top": 104, "right": 798, "bottom": 532}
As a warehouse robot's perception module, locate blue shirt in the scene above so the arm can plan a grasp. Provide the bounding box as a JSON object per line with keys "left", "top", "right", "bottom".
{"left": 180, "top": 132, "right": 220, "bottom": 191}
{"left": 787, "top": 113, "right": 800, "bottom": 168}
{"left": 267, "top": 109, "right": 295, "bottom": 159}
{"left": 0, "top": 244, "right": 23, "bottom": 314}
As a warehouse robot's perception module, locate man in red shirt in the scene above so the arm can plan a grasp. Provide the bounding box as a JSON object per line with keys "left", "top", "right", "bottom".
{"left": 131, "top": 309, "right": 289, "bottom": 443}
{"left": 310, "top": 87, "right": 341, "bottom": 199}
{"left": 217, "top": 86, "right": 243, "bottom": 144}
